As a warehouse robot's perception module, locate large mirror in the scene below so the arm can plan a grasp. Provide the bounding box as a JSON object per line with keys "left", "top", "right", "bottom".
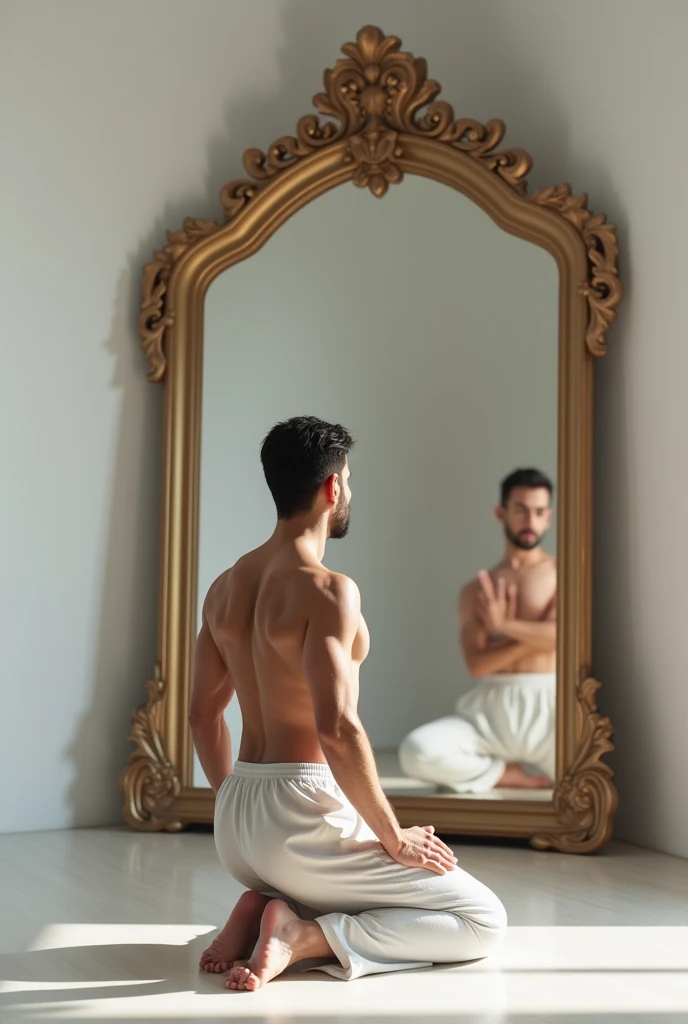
{"left": 195, "top": 179, "right": 558, "bottom": 803}
{"left": 122, "top": 26, "right": 620, "bottom": 851}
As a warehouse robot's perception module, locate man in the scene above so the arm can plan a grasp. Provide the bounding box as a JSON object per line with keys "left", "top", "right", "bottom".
{"left": 400, "top": 468, "right": 556, "bottom": 792}
{"left": 190, "top": 416, "right": 506, "bottom": 991}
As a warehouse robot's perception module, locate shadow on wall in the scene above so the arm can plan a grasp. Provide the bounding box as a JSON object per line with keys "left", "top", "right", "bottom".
{"left": 66, "top": 0, "right": 629, "bottom": 825}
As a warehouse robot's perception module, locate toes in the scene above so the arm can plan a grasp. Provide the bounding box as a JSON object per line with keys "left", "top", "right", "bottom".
{"left": 226, "top": 966, "right": 251, "bottom": 992}
{"left": 200, "top": 957, "right": 230, "bottom": 974}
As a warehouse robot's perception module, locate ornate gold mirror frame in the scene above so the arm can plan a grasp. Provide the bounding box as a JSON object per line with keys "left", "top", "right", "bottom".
{"left": 121, "top": 26, "right": 621, "bottom": 853}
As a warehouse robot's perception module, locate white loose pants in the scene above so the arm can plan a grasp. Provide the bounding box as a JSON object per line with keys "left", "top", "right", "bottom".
{"left": 399, "top": 674, "right": 556, "bottom": 793}
{"left": 214, "top": 761, "right": 507, "bottom": 980}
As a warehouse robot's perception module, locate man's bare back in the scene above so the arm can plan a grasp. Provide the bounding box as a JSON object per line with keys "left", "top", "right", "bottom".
{"left": 203, "top": 539, "right": 370, "bottom": 766}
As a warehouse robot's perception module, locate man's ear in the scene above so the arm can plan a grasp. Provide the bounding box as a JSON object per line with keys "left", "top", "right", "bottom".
{"left": 495, "top": 505, "right": 506, "bottom": 525}
{"left": 324, "top": 472, "right": 339, "bottom": 507}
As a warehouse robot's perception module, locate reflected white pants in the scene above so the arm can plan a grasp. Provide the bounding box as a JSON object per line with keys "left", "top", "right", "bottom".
{"left": 214, "top": 761, "right": 507, "bottom": 980}
{"left": 399, "top": 674, "right": 556, "bottom": 793}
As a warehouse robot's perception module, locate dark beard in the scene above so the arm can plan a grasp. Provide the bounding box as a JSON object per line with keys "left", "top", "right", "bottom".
{"left": 329, "top": 491, "right": 351, "bottom": 539}
{"left": 505, "top": 525, "right": 542, "bottom": 551}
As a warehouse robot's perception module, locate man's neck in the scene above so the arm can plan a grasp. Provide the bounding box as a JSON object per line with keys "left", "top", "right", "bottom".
{"left": 271, "top": 516, "right": 329, "bottom": 562}
{"left": 502, "top": 544, "right": 546, "bottom": 570}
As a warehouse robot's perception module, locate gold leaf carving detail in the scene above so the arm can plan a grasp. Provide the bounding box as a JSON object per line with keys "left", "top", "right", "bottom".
{"left": 139, "top": 27, "right": 621, "bottom": 380}
{"left": 533, "top": 185, "right": 621, "bottom": 356}
{"left": 531, "top": 677, "right": 617, "bottom": 853}
{"left": 139, "top": 218, "right": 220, "bottom": 383}
{"left": 220, "top": 25, "right": 531, "bottom": 213}
{"left": 120, "top": 664, "right": 182, "bottom": 831}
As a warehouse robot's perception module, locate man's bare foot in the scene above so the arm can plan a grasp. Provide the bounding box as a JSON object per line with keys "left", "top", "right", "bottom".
{"left": 497, "top": 763, "right": 552, "bottom": 789}
{"left": 199, "top": 891, "right": 272, "bottom": 974}
{"left": 225, "top": 899, "right": 333, "bottom": 991}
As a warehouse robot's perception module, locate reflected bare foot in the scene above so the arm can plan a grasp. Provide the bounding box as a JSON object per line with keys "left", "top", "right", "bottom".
{"left": 226, "top": 899, "right": 333, "bottom": 991}
{"left": 199, "top": 891, "right": 271, "bottom": 974}
{"left": 497, "top": 763, "right": 552, "bottom": 789}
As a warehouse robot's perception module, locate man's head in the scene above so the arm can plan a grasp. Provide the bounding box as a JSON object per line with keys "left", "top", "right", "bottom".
{"left": 496, "top": 468, "right": 554, "bottom": 551}
{"left": 260, "top": 416, "right": 354, "bottom": 538}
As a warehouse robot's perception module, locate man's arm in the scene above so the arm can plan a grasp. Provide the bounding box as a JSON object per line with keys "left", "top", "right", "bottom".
{"left": 499, "top": 593, "right": 557, "bottom": 652}
{"left": 189, "top": 609, "right": 235, "bottom": 793}
{"left": 459, "top": 585, "right": 531, "bottom": 679}
{"left": 303, "top": 575, "right": 456, "bottom": 875}
{"left": 303, "top": 576, "right": 402, "bottom": 850}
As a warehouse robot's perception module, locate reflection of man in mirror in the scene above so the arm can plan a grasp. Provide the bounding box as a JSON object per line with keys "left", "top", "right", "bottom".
{"left": 400, "top": 469, "right": 556, "bottom": 792}
{"left": 190, "top": 416, "right": 506, "bottom": 990}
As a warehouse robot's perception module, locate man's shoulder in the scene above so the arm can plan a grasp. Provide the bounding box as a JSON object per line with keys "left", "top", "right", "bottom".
{"left": 203, "top": 548, "right": 266, "bottom": 608}
{"left": 307, "top": 569, "right": 361, "bottom": 613}
{"left": 536, "top": 554, "right": 557, "bottom": 578}
{"left": 459, "top": 564, "right": 502, "bottom": 608}
{"left": 459, "top": 579, "right": 477, "bottom": 599}
{"left": 204, "top": 565, "right": 235, "bottom": 603}
{"left": 458, "top": 578, "right": 480, "bottom": 614}
{"left": 460, "top": 574, "right": 485, "bottom": 600}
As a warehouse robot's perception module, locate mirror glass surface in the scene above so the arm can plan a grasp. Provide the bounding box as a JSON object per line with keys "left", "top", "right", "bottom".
{"left": 194, "top": 176, "right": 558, "bottom": 801}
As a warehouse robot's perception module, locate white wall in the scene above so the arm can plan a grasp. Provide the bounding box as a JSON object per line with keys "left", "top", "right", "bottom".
{"left": 195, "top": 180, "right": 557, "bottom": 785}
{"left": 3, "top": 0, "right": 687, "bottom": 855}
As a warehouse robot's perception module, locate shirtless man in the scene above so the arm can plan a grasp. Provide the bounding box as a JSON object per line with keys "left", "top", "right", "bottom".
{"left": 400, "top": 469, "right": 556, "bottom": 793}
{"left": 190, "top": 416, "right": 506, "bottom": 991}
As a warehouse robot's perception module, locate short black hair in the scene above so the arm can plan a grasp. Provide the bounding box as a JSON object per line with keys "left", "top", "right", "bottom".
{"left": 500, "top": 468, "right": 554, "bottom": 507}
{"left": 260, "top": 416, "right": 355, "bottom": 519}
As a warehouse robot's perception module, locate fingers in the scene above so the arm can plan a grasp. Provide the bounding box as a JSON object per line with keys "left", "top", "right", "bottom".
{"left": 427, "top": 858, "right": 447, "bottom": 874}
{"left": 433, "top": 838, "right": 458, "bottom": 868}
{"left": 425, "top": 850, "right": 457, "bottom": 874}
{"left": 426, "top": 831, "right": 458, "bottom": 871}
{"left": 497, "top": 576, "right": 507, "bottom": 602}
{"left": 400, "top": 827, "right": 458, "bottom": 874}
{"left": 437, "top": 837, "right": 456, "bottom": 859}
{"left": 477, "top": 570, "right": 494, "bottom": 599}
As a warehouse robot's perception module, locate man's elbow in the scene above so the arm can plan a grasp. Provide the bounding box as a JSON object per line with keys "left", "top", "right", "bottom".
{"left": 469, "top": 667, "right": 491, "bottom": 680}
{"left": 188, "top": 705, "right": 222, "bottom": 731}
{"left": 465, "top": 656, "right": 489, "bottom": 680}
{"left": 317, "top": 710, "right": 362, "bottom": 751}
{"left": 542, "top": 630, "right": 557, "bottom": 652}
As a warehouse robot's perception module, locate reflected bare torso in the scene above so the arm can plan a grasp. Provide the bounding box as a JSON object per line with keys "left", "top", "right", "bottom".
{"left": 466, "top": 555, "right": 556, "bottom": 674}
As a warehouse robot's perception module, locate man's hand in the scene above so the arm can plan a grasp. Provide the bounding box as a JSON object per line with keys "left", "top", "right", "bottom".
{"left": 476, "top": 571, "right": 517, "bottom": 636}
{"left": 382, "top": 825, "right": 458, "bottom": 875}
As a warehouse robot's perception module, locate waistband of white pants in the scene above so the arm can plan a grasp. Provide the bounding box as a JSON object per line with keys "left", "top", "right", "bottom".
{"left": 231, "top": 760, "right": 334, "bottom": 780}
{"left": 481, "top": 673, "right": 556, "bottom": 686}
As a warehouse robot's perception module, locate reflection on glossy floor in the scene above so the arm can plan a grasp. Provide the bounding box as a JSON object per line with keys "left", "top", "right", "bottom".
{"left": 376, "top": 748, "right": 554, "bottom": 801}
{"left": 1, "top": 829, "right": 687, "bottom": 1023}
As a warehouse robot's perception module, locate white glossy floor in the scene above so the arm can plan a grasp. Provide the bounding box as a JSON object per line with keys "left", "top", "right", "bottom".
{"left": 1, "top": 829, "right": 687, "bottom": 1023}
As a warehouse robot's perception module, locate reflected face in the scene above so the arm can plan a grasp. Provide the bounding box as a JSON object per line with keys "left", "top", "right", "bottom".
{"left": 499, "top": 486, "right": 552, "bottom": 550}
{"left": 329, "top": 460, "right": 352, "bottom": 540}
